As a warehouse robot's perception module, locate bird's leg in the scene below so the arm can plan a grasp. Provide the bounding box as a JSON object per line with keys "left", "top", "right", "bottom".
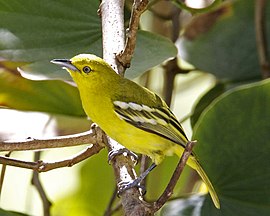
{"left": 108, "top": 148, "right": 138, "bottom": 165}
{"left": 118, "top": 163, "right": 157, "bottom": 195}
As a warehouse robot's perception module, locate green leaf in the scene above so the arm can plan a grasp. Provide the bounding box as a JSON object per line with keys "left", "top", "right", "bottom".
{"left": 178, "top": 0, "right": 270, "bottom": 81}
{"left": 54, "top": 153, "right": 192, "bottom": 215}
{"left": 126, "top": 30, "right": 178, "bottom": 79}
{"left": 0, "top": 0, "right": 177, "bottom": 80}
{"left": 0, "top": 69, "right": 85, "bottom": 116}
{"left": 159, "top": 195, "right": 205, "bottom": 216}
{"left": 53, "top": 150, "right": 115, "bottom": 216}
{"left": 191, "top": 82, "right": 225, "bottom": 127}
{"left": 189, "top": 79, "right": 270, "bottom": 215}
{"left": 0, "top": 208, "right": 29, "bottom": 216}
{"left": 0, "top": 0, "right": 102, "bottom": 79}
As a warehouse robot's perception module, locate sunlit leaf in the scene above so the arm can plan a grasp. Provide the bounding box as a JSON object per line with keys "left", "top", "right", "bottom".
{"left": 0, "top": 69, "right": 85, "bottom": 116}
{"left": 0, "top": 208, "right": 29, "bottom": 216}
{"left": 53, "top": 150, "right": 115, "bottom": 216}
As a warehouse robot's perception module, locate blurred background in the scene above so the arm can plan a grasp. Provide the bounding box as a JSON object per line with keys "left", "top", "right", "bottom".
{"left": 1, "top": 0, "right": 270, "bottom": 215}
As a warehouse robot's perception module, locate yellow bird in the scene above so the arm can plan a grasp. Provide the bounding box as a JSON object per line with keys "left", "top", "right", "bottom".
{"left": 51, "top": 54, "right": 220, "bottom": 209}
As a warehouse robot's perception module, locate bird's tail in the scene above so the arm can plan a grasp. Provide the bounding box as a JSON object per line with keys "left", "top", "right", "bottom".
{"left": 188, "top": 157, "right": 220, "bottom": 209}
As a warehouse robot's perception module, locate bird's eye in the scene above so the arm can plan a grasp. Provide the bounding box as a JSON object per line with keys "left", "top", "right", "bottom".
{"left": 83, "top": 66, "right": 92, "bottom": 74}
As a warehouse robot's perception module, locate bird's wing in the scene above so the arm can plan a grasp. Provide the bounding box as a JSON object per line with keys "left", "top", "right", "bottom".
{"left": 113, "top": 100, "right": 188, "bottom": 147}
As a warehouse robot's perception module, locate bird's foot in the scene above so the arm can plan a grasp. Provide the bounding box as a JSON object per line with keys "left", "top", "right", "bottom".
{"left": 117, "top": 179, "right": 146, "bottom": 196}
{"left": 117, "top": 163, "right": 157, "bottom": 196}
{"left": 108, "top": 148, "right": 138, "bottom": 165}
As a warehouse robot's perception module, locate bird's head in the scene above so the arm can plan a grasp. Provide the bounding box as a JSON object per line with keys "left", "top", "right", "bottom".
{"left": 51, "top": 54, "right": 117, "bottom": 86}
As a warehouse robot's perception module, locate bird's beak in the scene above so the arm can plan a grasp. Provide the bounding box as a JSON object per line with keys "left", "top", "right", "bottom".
{"left": 50, "top": 59, "right": 79, "bottom": 71}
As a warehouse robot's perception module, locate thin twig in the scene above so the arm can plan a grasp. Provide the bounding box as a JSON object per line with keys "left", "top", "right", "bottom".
{"left": 163, "top": 58, "right": 191, "bottom": 105}
{"left": 109, "top": 202, "right": 123, "bottom": 215}
{"left": 163, "top": 58, "right": 180, "bottom": 106}
{"left": 153, "top": 140, "right": 196, "bottom": 211}
{"left": 0, "top": 130, "right": 102, "bottom": 152}
{"left": 31, "top": 152, "right": 52, "bottom": 216}
{"left": 117, "top": 0, "right": 149, "bottom": 69}
{"left": 40, "top": 144, "right": 104, "bottom": 172}
{"left": 139, "top": 155, "right": 150, "bottom": 188}
{"left": 255, "top": 0, "right": 270, "bottom": 78}
{"left": 163, "top": 6, "right": 182, "bottom": 106}
{"left": 171, "top": 6, "right": 181, "bottom": 43}
{"left": 0, "top": 151, "right": 11, "bottom": 197}
{"left": 104, "top": 187, "right": 118, "bottom": 216}
{"left": 0, "top": 143, "right": 104, "bottom": 172}
{"left": 0, "top": 156, "right": 38, "bottom": 170}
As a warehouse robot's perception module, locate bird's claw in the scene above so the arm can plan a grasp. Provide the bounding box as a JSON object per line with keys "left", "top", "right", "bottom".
{"left": 117, "top": 180, "right": 146, "bottom": 196}
{"left": 108, "top": 148, "right": 138, "bottom": 165}
{"left": 90, "top": 123, "right": 98, "bottom": 129}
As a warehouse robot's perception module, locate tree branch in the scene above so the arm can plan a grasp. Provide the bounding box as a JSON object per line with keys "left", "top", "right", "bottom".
{"left": 163, "top": 58, "right": 180, "bottom": 106}
{"left": 0, "top": 130, "right": 103, "bottom": 152}
{"left": 153, "top": 140, "right": 196, "bottom": 211}
{"left": 255, "top": 0, "right": 270, "bottom": 79}
{"left": 0, "top": 151, "right": 11, "bottom": 197}
{"left": 100, "top": 1, "right": 153, "bottom": 214}
{"left": 0, "top": 125, "right": 105, "bottom": 171}
{"left": 100, "top": 0, "right": 125, "bottom": 75}
{"left": 0, "top": 142, "right": 104, "bottom": 172}
{"left": 31, "top": 152, "right": 52, "bottom": 216}
{"left": 117, "top": 0, "right": 149, "bottom": 69}
{"left": 104, "top": 136, "right": 152, "bottom": 215}
{"left": 104, "top": 187, "right": 118, "bottom": 216}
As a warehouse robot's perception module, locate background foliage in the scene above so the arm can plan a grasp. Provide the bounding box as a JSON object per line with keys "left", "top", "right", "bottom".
{"left": 0, "top": 0, "right": 269, "bottom": 215}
